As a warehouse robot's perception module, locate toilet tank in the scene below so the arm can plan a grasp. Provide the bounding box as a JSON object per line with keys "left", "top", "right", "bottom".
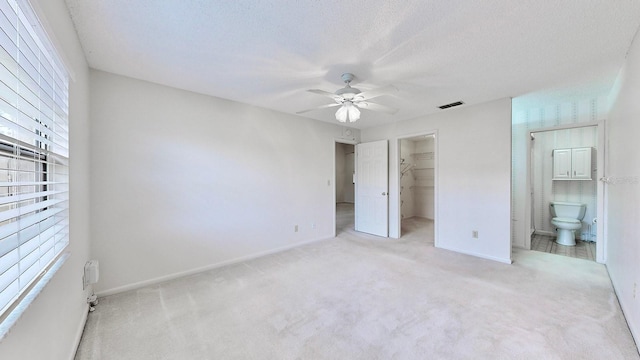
{"left": 549, "top": 201, "right": 586, "bottom": 220}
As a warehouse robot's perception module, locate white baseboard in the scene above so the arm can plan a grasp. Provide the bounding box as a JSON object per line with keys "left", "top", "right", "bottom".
{"left": 69, "top": 303, "right": 89, "bottom": 360}
{"left": 436, "top": 244, "right": 513, "bottom": 264}
{"left": 96, "top": 235, "right": 332, "bottom": 298}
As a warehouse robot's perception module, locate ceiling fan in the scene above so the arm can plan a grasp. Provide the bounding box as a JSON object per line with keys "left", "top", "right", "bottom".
{"left": 297, "top": 73, "right": 398, "bottom": 123}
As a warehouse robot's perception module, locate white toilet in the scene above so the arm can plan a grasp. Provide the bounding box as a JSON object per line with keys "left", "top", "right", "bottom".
{"left": 549, "top": 201, "right": 586, "bottom": 246}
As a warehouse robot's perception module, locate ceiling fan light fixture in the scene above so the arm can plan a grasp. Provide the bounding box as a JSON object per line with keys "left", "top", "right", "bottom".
{"left": 299, "top": 73, "right": 397, "bottom": 123}
{"left": 335, "top": 105, "right": 348, "bottom": 122}
{"left": 347, "top": 103, "right": 360, "bottom": 122}
{"left": 335, "top": 101, "right": 360, "bottom": 123}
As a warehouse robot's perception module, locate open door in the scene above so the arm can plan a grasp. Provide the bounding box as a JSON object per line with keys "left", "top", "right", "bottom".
{"left": 355, "top": 140, "right": 389, "bottom": 237}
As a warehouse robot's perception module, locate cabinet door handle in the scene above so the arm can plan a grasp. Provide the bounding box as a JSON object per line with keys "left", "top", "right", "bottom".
{"left": 574, "top": 171, "right": 576, "bottom": 176}
{"left": 566, "top": 171, "right": 569, "bottom": 176}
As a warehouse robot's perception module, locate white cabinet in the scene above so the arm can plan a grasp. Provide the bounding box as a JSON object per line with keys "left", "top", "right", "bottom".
{"left": 552, "top": 147, "right": 592, "bottom": 180}
{"left": 552, "top": 149, "right": 572, "bottom": 180}
{"left": 571, "top": 147, "right": 592, "bottom": 179}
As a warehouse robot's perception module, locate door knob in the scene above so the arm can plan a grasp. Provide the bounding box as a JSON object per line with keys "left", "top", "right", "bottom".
{"left": 382, "top": 192, "right": 387, "bottom": 196}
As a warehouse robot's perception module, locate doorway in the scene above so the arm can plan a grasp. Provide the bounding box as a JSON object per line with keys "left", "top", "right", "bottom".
{"left": 335, "top": 142, "right": 355, "bottom": 235}
{"left": 525, "top": 123, "right": 605, "bottom": 263}
{"left": 397, "top": 134, "right": 437, "bottom": 243}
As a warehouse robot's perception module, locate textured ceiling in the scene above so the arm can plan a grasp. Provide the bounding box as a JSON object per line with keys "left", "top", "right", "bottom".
{"left": 64, "top": 0, "right": 640, "bottom": 129}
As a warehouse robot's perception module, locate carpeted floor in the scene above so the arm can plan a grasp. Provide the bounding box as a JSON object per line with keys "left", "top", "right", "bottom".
{"left": 74, "top": 204, "right": 638, "bottom": 359}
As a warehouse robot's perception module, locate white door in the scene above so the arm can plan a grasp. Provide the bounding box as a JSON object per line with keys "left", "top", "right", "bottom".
{"left": 355, "top": 140, "right": 389, "bottom": 237}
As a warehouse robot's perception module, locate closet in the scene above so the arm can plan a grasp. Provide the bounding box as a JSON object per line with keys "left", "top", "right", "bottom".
{"left": 400, "top": 136, "right": 435, "bottom": 221}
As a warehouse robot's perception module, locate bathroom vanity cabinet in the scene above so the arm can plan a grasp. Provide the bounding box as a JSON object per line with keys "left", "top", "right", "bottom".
{"left": 552, "top": 147, "right": 592, "bottom": 180}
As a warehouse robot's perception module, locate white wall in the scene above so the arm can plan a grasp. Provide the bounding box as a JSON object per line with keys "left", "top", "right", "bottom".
{"left": 0, "top": 0, "right": 92, "bottom": 359}
{"left": 89, "top": 70, "right": 359, "bottom": 295}
{"left": 362, "top": 98, "right": 512, "bottom": 264}
{"left": 531, "top": 127, "right": 598, "bottom": 240}
{"left": 511, "top": 97, "right": 607, "bottom": 248}
{"left": 606, "top": 28, "right": 640, "bottom": 344}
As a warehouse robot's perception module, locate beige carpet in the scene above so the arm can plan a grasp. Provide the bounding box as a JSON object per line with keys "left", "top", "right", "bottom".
{"left": 74, "top": 208, "right": 638, "bottom": 359}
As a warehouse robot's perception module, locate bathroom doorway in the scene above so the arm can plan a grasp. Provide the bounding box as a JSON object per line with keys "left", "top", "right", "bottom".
{"left": 526, "top": 123, "right": 605, "bottom": 262}
{"left": 397, "top": 133, "right": 436, "bottom": 243}
{"left": 335, "top": 142, "right": 355, "bottom": 235}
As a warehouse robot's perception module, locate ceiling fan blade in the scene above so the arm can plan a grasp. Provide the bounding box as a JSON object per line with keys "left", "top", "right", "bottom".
{"left": 356, "top": 85, "right": 398, "bottom": 101}
{"left": 296, "top": 103, "right": 341, "bottom": 114}
{"left": 308, "top": 89, "right": 343, "bottom": 102}
{"left": 354, "top": 101, "right": 399, "bottom": 115}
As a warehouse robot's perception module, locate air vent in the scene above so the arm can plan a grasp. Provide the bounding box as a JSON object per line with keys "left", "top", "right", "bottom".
{"left": 438, "top": 101, "right": 464, "bottom": 110}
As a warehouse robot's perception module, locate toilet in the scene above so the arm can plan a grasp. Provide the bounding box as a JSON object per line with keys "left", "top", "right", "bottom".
{"left": 549, "top": 201, "right": 586, "bottom": 246}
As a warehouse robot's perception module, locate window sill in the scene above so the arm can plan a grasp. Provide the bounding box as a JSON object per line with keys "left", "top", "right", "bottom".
{"left": 0, "top": 252, "right": 70, "bottom": 342}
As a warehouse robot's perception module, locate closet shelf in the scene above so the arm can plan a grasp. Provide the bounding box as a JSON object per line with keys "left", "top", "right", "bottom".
{"left": 411, "top": 152, "right": 435, "bottom": 161}
{"left": 401, "top": 164, "right": 415, "bottom": 175}
{"left": 410, "top": 185, "right": 434, "bottom": 189}
{"left": 412, "top": 167, "right": 434, "bottom": 171}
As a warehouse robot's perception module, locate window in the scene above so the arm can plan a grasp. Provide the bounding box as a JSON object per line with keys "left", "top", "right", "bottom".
{"left": 0, "top": 0, "right": 69, "bottom": 320}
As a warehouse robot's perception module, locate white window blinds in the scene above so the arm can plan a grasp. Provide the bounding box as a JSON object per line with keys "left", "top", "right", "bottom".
{"left": 0, "top": 0, "right": 69, "bottom": 317}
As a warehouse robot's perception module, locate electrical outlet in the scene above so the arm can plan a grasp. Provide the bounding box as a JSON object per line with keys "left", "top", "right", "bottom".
{"left": 294, "top": 225, "right": 298, "bottom": 232}
{"left": 311, "top": 223, "right": 316, "bottom": 229}
{"left": 472, "top": 230, "right": 479, "bottom": 239}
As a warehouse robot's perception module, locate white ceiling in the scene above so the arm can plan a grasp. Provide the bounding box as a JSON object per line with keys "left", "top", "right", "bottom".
{"left": 64, "top": 0, "right": 640, "bottom": 129}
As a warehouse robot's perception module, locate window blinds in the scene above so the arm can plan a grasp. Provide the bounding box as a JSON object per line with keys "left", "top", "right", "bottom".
{"left": 0, "top": 0, "right": 69, "bottom": 316}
